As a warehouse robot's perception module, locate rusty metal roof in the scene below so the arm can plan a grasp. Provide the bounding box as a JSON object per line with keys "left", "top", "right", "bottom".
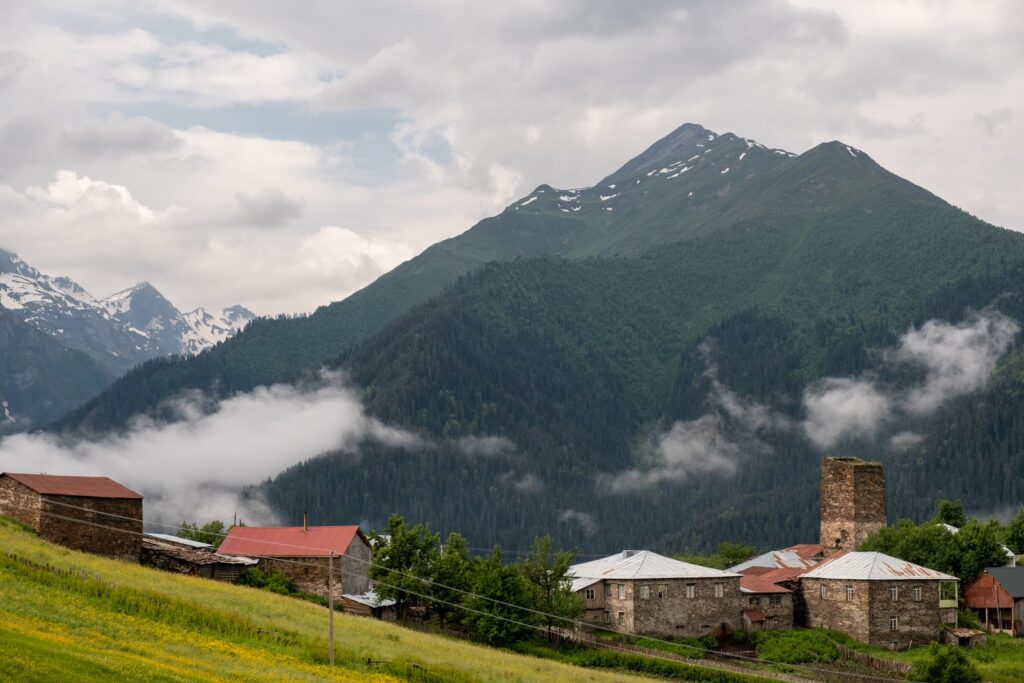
{"left": 217, "top": 525, "right": 367, "bottom": 558}
{"left": 3, "top": 472, "right": 142, "bottom": 499}
{"left": 800, "top": 551, "right": 957, "bottom": 581}
{"left": 743, "top": 608, "right": 767, "bottom": 622}
{"left": 741, "top": 575, "right": 791, "bottom": 594}
{"left": 728, "top": 548, "right": 818, "bottom": 573}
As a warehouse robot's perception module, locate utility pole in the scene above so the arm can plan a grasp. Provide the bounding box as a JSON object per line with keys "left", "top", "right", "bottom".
{"left": 328, "top": 550, "right": 335, "bottom": 665}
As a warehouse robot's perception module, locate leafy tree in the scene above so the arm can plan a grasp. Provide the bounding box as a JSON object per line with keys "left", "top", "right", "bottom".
{"left": 935, "top": 500, "right": 967, "bottom": 528}
{"left": 430, "top": 532, "right": 477, "bottom": 624}
{"left": 369, "top": 514, "right": 440, "bottom": 621}
{"left": 1005, "top": 508, "right": 1024, "bottom": 554}
{"left": 178, "top": 520, "right": 228, "bottom": 545}
{"left": 908, "top": 644, "right": 982, "bottom": 683}
{"left": 464, "top": 547, "right": 535, "bottom": 645}
{"left": 519, "top": 536, "right": 582, "bottom": 639}
{"left": 676, "top": 542, "right": 757, "bottom": 570}
{"left": 953, "top": 520, "right": 1011, "bottom": 583}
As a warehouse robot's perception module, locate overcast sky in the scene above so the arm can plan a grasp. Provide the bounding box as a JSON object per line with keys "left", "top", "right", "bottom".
{"left": 1, "top": 1, "right": 1021, "bottom": 314}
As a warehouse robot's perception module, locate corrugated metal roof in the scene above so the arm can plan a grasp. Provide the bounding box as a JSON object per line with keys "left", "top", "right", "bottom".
{"left": 217, "top": 525, "right": 366, "bottom": 558}
{"left": 569, "top": 550, "right": 739, "bottom": 582}
{"left": 984, "top": 566, "right": 1024, "bottom": 598}
{"left": 758, "top": 567, "right": 806, "bottom": 584}
{"left": 3, "top": 472, "right": 143, "bottom": 499}
{"left": 728, "top": 549, "right": 817, "bottom": 573}
{"left": 145, "top": 533, "right": 214, "bottom": 549}
{"left": 341, "top": 590, "right": 396, "bottom": 608}
{"left": 743, "top": 608, "right": 767, "bottom": 622}
{"left": 799, "top": 551, "right": 957, "bottom": 581}
{"left": 740, "top": 575, "right": 791, "bottom": 594}
{"left": 570, "top": 576, "right": 602, "bottom": 593}
{"left": 785, "top": 544, "right": 823, "bottom": 560}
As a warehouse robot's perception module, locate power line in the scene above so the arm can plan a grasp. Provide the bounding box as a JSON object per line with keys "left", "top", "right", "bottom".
{"left": 3, "top": 500, "right": 898, "bottom": 682}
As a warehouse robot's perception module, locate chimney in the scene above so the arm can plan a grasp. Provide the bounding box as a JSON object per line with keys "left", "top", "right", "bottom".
{"left": 303, "top": 511, "right": 308, "bottom": 532}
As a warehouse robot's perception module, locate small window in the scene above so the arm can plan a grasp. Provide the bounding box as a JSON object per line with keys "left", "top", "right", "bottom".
{"left": 846, "top": 586, "right": 854, "bottom": 601}
{"left": 686, "top": 583, "right": 696, "bottom": 599}
{"left": 749, "top": 596, "right": 761, "bottom": 606}
{"left": 890, "top": 586, "right": 899, "bottom": 601}
{"left": 714, "top": 583, "right": 724, "bottom": 598}
{"left": 618, "top": 611, "right": 626, "bottom": 626}
{"left": 820, "top": 585, "right": 828, "bottom": 600}
{"left": 658, "top": 584, "right": 667, "bottom": 599}
{"left": 889, "top": 616, "right": 898, "bottom": 631}
{"left": 605, "top": 584, "right": 611, "bottom": 599}
{"left": 640, "top": 585, "right": 650, "bottom": 600}
{"left": 618, "top": 583, "right": 626, "bottom": 600}
{"left": 912, "top": 586, "right": 922, "bottom": 602}
{"left": 769, "top": 595, "right": 782, "bottom": 606}
{"left": 585, "top": 588, "right": 595, "bottom": 600}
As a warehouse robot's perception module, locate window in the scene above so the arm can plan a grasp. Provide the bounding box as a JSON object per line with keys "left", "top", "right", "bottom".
{"left": 640, "top": 585, "right": 650, "bottom": 600}
{"left": 749, "top": 597, "right": 761, "bottom": 606}
{"left": 769, "top": 595, "right": 782, "bottom": 606}
{"left": 912, "top": 586, "right": 922, "bottom": 602}
{"left": 658, "top": 584, "right": 667, "bottom": 599}
{"left": 714, "top": 583, "right": 724, "bottom": 598}
{"left": 618, "top": 611, "right": 626, "bottom": 626}
{"left": 820, "top": 585, "right": 828, "bottom": 600}
{"left": 686, "top": 583, "right": 696, "bottom": 599}
{"left": 890, "top": 586, "right": 899, "bottom": 601}
{"left": 618, "top": 583, "right": 626, "bottom": 600}
{"left": 846, "top": 586, "right": 854, "bottom": 601}
{"left": 585, "top": 588, "right": 595, "bottom": 601}
{"left": 889, "top": 616, "right": 899, "bottom": 631}
{"left": 605, "top": 584, "right": 611, "bottom": 599}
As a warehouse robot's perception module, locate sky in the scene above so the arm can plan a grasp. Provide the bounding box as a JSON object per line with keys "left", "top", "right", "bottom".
{"left": 0, "top": 0, "right": 1022, "bottom": 315}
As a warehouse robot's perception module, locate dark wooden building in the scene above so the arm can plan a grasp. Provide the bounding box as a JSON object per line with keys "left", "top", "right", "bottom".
{"left": 964, "top": 567, "right": 1024, "bottom": 637}
{"left": 217, "top": 524, "right": 371, "bottom": 601}
{"left": 142, "top": 533, "right": 257, "bottom": 582}
{"left": 0, "top": 472, "right": 143, "bottom": 561}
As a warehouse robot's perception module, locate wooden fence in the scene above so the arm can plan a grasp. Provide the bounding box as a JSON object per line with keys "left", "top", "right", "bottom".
{"left": 833, "top": 642, "right": 911, "bottom": 675}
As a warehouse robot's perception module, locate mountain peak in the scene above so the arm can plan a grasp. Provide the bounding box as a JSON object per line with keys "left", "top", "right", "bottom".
{"left": 599, "top": 123, "right": 721, "bottom": 185}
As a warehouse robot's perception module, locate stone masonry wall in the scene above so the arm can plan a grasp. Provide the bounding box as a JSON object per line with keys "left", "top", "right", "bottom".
{"left": 801, "top": 578, "right": 872, "bottom": 642}
{"left": 820, "top": 457, "right": 886, "bottom": 555}
{"left": 0, "top": 476, "right": 42, "bottom": 529}
{"left": 340, "top": 535, "right": 371, "bottom": 596}
{"left": 606, "top": 576, "right": 743, "bottom": 639}
{"left": 37, "top": 494, "right": 142, "bottom": 561}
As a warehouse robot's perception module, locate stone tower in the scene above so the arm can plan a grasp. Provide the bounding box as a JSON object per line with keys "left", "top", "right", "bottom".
{"left": 819, "top": 457, "right": 887, "bottom": 556}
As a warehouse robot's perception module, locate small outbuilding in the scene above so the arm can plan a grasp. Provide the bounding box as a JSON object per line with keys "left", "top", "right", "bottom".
{"left": 142, "top": 533, "right": 257, "bottom": 582}
{"left": 740, "top": 575, "right": 793, "bottom": 632}
{"left": 218, "top": 524, "right": 371, "bottom": 601}
{"left": 0, "top": 472, "right": 142, "bottom": 561}
{"left": 340, "top": 590, "right": 397, "bottom": 620}
{"left": 963, "top": 566, "right": 1024, "bottom": 637}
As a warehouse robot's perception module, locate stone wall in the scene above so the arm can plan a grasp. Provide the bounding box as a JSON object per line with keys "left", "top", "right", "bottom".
{"left": 0, "top": 476, "right": 42, "bottom": 529}
{"left": 801, "top": 578, "right": 945, "bottom": 648}
{"left": 340, "top": 535, "right": 371, "bottom": 596}
{"left": 820, "top": 457, "right": 886, "bottom": 555}
{"left": 591, "top": 576, "right": 743, "bottom": 638}
{"left": 38, "top": 494, "right": 142, "bottom": 561}
{"left": 260, "top": 545, "right": 369, "bottom": 601}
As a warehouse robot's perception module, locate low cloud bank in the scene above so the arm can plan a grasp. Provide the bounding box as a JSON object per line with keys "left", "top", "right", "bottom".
{"left": 0, "top": 373, "right": 423, "bottom": 527}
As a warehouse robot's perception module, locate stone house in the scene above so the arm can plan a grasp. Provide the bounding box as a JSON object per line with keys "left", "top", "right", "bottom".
{"left": 141, "top": 533, "right": 257, "bottom": 582}
{"left": 218, "top": 524, "right": 371, "bottom": 600}
{"left": 799, "top": 551, "right": 958, "bottom": 649}
{"left": 569, "top": 550, "right": 743, "bottom": 638}
{"left": 963, "top": 566, "right": 1024, "bottom": 636}
{"left": 0, "top": 472, "right": 142, "bottom": 561}
{"left": 739, "top": 575, "right": 793, "bottom": 632}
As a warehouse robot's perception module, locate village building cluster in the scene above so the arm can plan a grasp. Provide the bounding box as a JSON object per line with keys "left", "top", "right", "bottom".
{"left": 1, "top": 455, "right": 1022, "bottom": 648}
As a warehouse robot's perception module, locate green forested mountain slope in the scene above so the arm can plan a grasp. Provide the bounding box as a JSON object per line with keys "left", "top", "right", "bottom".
{"left": 262, "top": 145, "right": 1024, "bottom": 552}
{"left": 0, "top": 307, "right": 111, "bottom": 430}
{"left": 53, "top": 123, "right": 799, "bottom": 433}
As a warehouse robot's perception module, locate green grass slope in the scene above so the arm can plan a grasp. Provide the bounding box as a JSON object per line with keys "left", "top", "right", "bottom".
{"left": 0, "top": 515, "right": 658, "bottom": 683}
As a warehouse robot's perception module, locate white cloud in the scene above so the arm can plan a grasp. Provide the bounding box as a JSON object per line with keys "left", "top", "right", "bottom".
{"left": 556, "top": 509, "right": 597, "bottom": 536}
{"left": 457, "top": 435, "right": 516, "bottom": 458}
{"left": 803, "top": 377, "right": 894, "bottom": 449}
{"left": 0, "top": 373, "right": 422, "bottom": 525}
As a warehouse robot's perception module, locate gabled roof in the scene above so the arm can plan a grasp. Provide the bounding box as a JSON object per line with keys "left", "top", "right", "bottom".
{"left": 799, "top": 551, "right": 957, "bottom": 581}
{"left": 728, "top": 548, "right": 817, "bottom": 574}
{"left": 217, "top": 525, "right": 367, "bottom": 558}
{"left": 569, "top": 550, "right": 739, "bottom": 591}
{"left": 984, "top": 566, "right": 1024, "bottom": 598}
{"left": 741, "top": 575, "right": 791, "bottom": 594}
{"left": 3, "top": 472, "right": 142, "bottom": 499}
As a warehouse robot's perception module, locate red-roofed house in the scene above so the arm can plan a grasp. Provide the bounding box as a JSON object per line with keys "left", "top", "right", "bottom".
{"left": 0, "top": 472, "right": 143, "bottom": 561}
{"left": 740, "top": 575, "right": 793, "bottom": 631}
{"left": 218, "top": 523, "right": 371, "bottom": 600}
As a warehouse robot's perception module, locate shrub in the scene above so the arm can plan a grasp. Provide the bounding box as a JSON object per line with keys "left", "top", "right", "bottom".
{"left": 732, "top": 630, "right": 747, "bottom": 645}
{"left": 236, "top": 567, "right": 295, "bottom": 595}
{"left": 909, "top": 644, "right": 982, "bottom": 683}
{"left": 752, "top": 630, "right": 837, "bottom": 664}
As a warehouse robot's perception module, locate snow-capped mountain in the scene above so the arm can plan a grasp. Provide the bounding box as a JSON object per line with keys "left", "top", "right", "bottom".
{"left": 0, "top": 249, "right": 253, "bottom": 375}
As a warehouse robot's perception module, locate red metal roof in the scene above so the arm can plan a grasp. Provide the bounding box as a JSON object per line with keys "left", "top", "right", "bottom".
{"left": 784, "top": 544, "right": 823, "bottom": 560}
{"left": 741, "top": 575, "right": 792, "bottom": 594}
{"left": 3, "top": 472, "right": 142, "bottom": 499}
{"left": 740, "top": 566, "right": 775, "bottom": 576}
{"left": 217, "top": 525, "right": 367, "bottom": 558}
{"left": 743, "top": 608, "right": 767, "bottom": 622}
{"left": 757, "top": 567, "right": 807, "bottom": 584}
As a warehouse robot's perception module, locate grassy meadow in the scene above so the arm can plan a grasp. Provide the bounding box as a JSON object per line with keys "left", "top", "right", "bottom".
{"left": 0, "top": 516, "right": 656, "bottom": 683}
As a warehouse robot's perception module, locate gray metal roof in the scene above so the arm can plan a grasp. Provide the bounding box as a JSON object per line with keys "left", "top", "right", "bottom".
{"left": 145, "top": 532, "right": 214, "bottom": 549}
{"left": 342, "top": 590, "right": 396, "bottom": 608}
{"left": 569, "top": 550, "right": 739, "bottom": 591}
{"left": 800, "top": 551, "right": 957, "bottom": 581}
{"left": 986, "top": 566, "right": 1024, "bottom": 598}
